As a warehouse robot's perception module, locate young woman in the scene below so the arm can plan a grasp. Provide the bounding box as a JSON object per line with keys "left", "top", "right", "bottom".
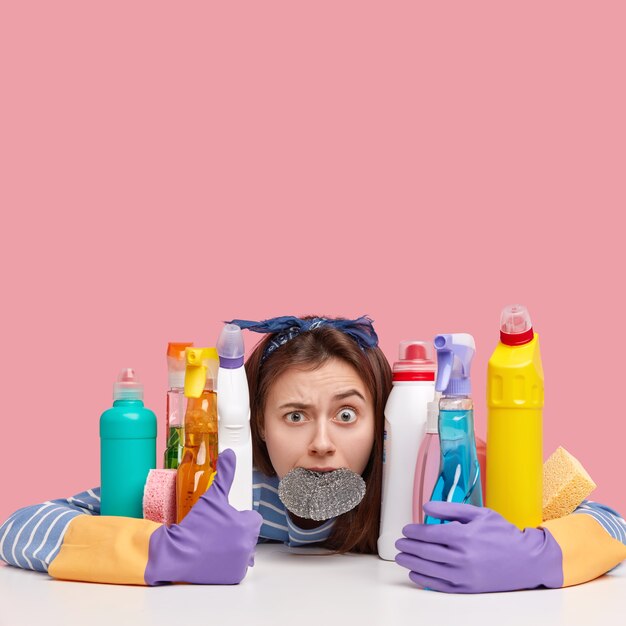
{"left": 1, "top": 315, "right": 625, "bottom": 592}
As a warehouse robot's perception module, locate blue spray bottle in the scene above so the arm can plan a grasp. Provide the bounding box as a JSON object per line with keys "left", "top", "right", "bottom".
{"left": 425, "top": 333, "right": 483, "bottom": 524}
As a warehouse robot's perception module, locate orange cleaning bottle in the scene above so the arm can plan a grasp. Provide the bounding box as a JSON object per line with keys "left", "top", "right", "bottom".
{"left": 176, "top": 347, "right": 219, "bottom": 522}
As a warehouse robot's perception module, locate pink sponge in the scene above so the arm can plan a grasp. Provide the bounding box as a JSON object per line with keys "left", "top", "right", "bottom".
{"left": 143, "top": 469, "right": 177, "bottom": 525}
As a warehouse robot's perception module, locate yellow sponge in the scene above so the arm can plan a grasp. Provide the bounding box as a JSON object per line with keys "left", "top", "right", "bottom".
{"left": 543, "top": 446, "right": 597, "bottom": 522}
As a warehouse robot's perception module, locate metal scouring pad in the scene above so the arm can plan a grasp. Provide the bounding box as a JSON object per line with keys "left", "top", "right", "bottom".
{"left": 278, "top": 467, "right": 366, "bottom": 521}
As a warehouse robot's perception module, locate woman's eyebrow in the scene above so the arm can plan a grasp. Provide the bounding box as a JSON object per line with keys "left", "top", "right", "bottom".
{"left": 332, "top": 389, "right": 366, "bottom": 402}
{"left": 277, "top": 390, "right": 366, "bottom": 410}
{"left": 278, "top": 401, "right": 314, "bottom": 410}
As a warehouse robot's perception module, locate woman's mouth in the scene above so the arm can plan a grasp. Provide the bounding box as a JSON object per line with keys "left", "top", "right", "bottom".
{"left": 304, "top": 467, "right": 337, "bottom": 473}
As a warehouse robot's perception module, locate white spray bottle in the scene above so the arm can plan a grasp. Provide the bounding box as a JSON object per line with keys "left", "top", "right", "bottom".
{"left": 377, "top": 341, "right": 436, "bottom": 561}
{"left": 217, "top": 323, "right": 253, "bottom": 511}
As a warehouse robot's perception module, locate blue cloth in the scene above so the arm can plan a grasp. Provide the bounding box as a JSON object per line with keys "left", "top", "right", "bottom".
{"left": 227, "top": 315, "right": 379, "bottom": 362}
{"left": 0, "top": 472, "right": 334, "bottom": 573}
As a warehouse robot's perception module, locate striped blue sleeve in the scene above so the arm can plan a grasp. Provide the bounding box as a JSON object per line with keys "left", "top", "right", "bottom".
{"left": 572, "top": 500, "right": 626, "bottom": 546}
{"left": 253, "top": 471, "right": 288, "bottom": 544}
{"left": 0, "top": 488, "right": 101, "bottom": 573}
{"left": 252, "top": 469, "right": 334, "bottom": 547}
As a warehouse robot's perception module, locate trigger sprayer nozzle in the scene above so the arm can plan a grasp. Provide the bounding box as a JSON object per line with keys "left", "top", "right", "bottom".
{"left": 433, "top": 333, "right": 475, "bottom": 396}
{"left": 184, "top": 348, "right": 218, "bottom": 398}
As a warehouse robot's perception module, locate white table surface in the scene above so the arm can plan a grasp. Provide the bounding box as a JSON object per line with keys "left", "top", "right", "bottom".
{"left": 1, "top": 543, "right": 624, "bottom": 626}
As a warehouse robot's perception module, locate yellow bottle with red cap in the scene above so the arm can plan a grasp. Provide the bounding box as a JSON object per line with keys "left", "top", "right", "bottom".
{"left": 487, "top": 305, "right": 544, "bottom": 530}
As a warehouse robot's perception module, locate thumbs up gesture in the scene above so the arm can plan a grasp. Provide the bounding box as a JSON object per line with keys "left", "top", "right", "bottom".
{"left": 145, "top": 449, "right": 263, "bottom": 585}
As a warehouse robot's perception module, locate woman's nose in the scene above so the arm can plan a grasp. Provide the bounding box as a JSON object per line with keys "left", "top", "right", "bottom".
{"left": 308, "top": 421, "right": 336, "bottom": 456}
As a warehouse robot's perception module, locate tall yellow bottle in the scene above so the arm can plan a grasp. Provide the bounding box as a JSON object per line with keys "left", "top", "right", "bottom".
{"left": 486, "top": 305, "right": 544, "bottom": 530}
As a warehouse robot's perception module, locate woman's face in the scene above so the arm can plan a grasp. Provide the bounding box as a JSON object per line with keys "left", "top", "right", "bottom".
{"left": 262, "top": 358, "right": 375, "bottom": 479}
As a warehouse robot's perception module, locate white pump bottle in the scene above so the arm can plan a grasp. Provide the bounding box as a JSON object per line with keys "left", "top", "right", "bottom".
{"left": 216, "top": 324, "right": 253, "bottom": 511}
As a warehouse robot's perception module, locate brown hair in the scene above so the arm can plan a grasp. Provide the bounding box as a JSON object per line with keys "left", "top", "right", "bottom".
{"left": 245, "top": 318, "right": 392, "bottom": 554}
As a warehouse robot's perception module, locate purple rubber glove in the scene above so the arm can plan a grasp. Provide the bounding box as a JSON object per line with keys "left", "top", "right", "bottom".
{"left": 145, "top": 448, "right": 263, "bottom": 585}
{"left": 395, "top": 501, "right": 563, "bottom": 593}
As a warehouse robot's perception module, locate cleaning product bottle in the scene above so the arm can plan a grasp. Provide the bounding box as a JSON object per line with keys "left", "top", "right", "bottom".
{"left": 425, "top": 334, "right": 482, "bottom": 524}
{"left": 414, "top": 394, "right": 488, "bottom": 523}
{"left": 164, "top": 342, "right": 193, "bottom": 469}
{"left": 412, "top": 393, "right": 441, "bottom": 523}
{"left": 378, "top": 341, "right": 436, "bottom": 561}
{"left": 176, "top": 347, "right": 219, "bottom": 522}
{"left": 217, "top": 324, "right": 252, "bottom": 511}
{"left": 100, "top": 369, "right": 157, "bottom": 517}
{"left": 487, "top": 304, "right": 544, "bottom": 530}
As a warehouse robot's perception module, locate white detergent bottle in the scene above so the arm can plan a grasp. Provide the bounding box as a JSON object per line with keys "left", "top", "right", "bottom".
{"left": 378, "top": 341, "right": 436, "bottom": 561}
{"left": 216, "top": 323, "right": 253, "bottom": 511}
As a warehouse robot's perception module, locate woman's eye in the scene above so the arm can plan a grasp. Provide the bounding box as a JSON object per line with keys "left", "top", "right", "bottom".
{"left": 286, "top": 412, "right": 305, "bottom": 423}
{"left": 335, "top": 408, "right": 357, "bottom": 423}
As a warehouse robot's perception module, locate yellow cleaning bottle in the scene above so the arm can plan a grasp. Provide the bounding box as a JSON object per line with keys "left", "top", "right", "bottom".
{"left": 176, "top": 347, "right": 219, "bottom": 522}
{"left": 486, "top": 305, "right": 544, "bottom": 530}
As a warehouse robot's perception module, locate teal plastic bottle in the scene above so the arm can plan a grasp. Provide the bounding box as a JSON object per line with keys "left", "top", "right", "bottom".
{"left": 100, "top": 368, "right": 157, "bottom": 517}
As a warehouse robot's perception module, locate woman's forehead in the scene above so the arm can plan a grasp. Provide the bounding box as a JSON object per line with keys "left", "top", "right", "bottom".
{"left": 266, "top": 359, "right": 370, "bottom": 405}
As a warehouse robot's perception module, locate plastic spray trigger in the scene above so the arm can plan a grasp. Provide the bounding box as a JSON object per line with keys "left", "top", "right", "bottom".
{"left": 433, "top": 334, "right": 476, "bottom": 396}
{"left": 185, "top": 348, "right": 211, "bottom": 398}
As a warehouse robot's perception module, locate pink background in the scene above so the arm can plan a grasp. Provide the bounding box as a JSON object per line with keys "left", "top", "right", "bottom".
{"left": 1, "top": 2, "right": 624, "bottom": 524}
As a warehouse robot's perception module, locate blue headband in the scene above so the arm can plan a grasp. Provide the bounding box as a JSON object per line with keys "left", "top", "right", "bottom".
{"left": 225, "top": 315, "right": 379, "bottom": 363}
